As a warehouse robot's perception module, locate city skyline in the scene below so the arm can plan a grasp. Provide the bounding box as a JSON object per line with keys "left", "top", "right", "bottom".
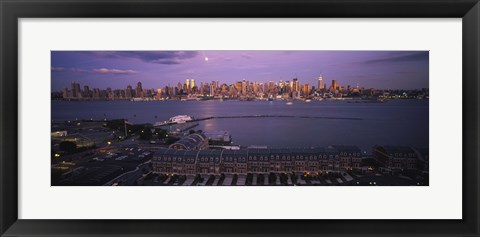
{"left": 51, "top": 51, "right": 429, "bottom": 91}
{"left": 56, "top": 77, "right": 429, "bottom": 101}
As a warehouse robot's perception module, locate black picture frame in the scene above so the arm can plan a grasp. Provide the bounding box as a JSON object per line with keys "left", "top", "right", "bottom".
{"left": 1, "top": 0, "right": 479, "bottom": 236}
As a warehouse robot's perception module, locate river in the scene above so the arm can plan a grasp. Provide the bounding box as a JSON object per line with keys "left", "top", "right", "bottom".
{"left": 51, "top": 99, "right": 429, "bottom": 152}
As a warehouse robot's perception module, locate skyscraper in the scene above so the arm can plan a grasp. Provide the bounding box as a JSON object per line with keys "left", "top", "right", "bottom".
{"left": 303, "top": 84, "right": 311, "bottom": 96}
{"left": 83, "top": 85, "right": 90, "bottom": 98}
{"left": 292, "top": 78, "right": 299, "bottom": 92}
{"left": 125, "top": 85, "right": 133, "bottom": 99}
{"left": 235, "top": 81, "right": 242, "bottom": 93}
{"left": 253, "top": 82, "right": 259, "bottom": 94}
{"left": 136, "top": 82, "right": 143, "bottom": 98}
{"left": 241, "top": 79, "right": 247, "bottom": 95}
{"left": 269, "top": 80, "right": 275, "bottom": 93}
{"left": 190, "top": 79, "right": 195, "bottom": 89}
{"left": 318, "top": 74, "right": 324, "bottom": 90}
{"left": 63, "top": 88, "right": 69, "bottom": 99}
{"left": 156, "top": 88, "right": 162, "bottom": 99}
{"left": 332, "top": 80, "right": 338, "bottom": 91}
{"left": 71, "top": 81, "right": 81, "bottom": 98}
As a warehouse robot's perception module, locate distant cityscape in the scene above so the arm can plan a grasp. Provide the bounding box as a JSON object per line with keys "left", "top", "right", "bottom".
{"left": 52, "top": 75, "right": 429, "bottom": 101}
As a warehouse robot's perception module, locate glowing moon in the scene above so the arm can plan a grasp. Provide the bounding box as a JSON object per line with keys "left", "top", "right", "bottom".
{"left": 204, "top": 57, "right": 209, "bottom": 61}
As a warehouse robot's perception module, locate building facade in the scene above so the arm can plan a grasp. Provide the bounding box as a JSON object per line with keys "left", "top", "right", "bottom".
{"left": 169, "top": 133, "right": 209, "bottom": 150}
{"left": 152, "top": 146, "right": 368, "bottom": 175}
{"left": 373, "top": 145, "right": 421, "bottom": 170}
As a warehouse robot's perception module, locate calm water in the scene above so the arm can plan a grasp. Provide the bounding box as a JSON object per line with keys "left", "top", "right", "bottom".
{"left": 51, "top": 100, "right": 429, "bottom": 152}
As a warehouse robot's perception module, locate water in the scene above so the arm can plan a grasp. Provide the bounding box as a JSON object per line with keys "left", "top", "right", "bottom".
{"left": 51, "top": 99, "right": 429, "bottom": 152}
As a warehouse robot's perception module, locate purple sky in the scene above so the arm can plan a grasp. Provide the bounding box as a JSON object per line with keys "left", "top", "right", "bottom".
{"left": 51, "top": 51, "right": 428, "bottom": 91}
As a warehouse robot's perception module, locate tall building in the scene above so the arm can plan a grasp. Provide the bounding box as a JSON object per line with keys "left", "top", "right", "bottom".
{"left": 241, "top": 79, "right": 247, "bottom": 95}
{"left": 83, "top": 85, "right": 90, "bottom": 98}
{"left": 136, "top": 82, "right": 143, "bottom": 98}
{"left": 63, "top": 88, "right": 69, "bottom": 99}
{"left": 292, "top": 78, "right": 299, "bottom": 92}
{"left": 125, "top": 85, "right": 132, "bottom": 99}
{"left": 268, "top": 80, "right": 275, "bottom": 93}
{"left": 332, "top": 80, "right": 338, "bottom": 91}
{"left": 71, "top": 81, "right": 81, "bottom": 98}
{"left": 235, "top": 81, "right": 242, "bottom": 93}
{"left": 106, "top": 87, "right": 113, "bottom": 99}
{"left": 303, "top": 84, "right": 311, "bottom": 96}
{"left": 190, "top": 79, "right": 195, "bottom": 89}
{"left": 253, "top": 82, "right": 259, "bottom": 94}
{"left": 93, "top": 88, "right": 100, "bottom": 99}
{"left": 285, "top": 80, "right": 291, "bottom": 93}
{"left": 318, "top": 74, "right": 324, "bottom": 90}
{"left": 210, "top": 81, "right": 217, "bottom": 95}
{"left": 278, "top": 80, "right": 284, "bottom": 93}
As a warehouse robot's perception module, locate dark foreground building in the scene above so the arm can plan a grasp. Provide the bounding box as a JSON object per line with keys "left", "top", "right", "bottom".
{"left": 152, "top": 145, "right": 366, "bottom": 175}
{"left": 372, "top": 145, "right": 427, "bottom": 172}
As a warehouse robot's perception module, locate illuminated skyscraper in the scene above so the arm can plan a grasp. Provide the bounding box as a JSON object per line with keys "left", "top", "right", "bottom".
{"left": 235, "top": 81, "right": 242, "bottom": 93}
{"left": 190, "top": 79, "right": 195, "bottom": 89}
{"left": 292, "top": 78, "right": 299, "bottom": 92}
{"left": 332, "top": 80, "right": 338, "bottom": 91}
{"left": 241, "top": 79, "right": 247, "bottom": 95}
{"left": 279, "top": 80, "right": 284, "bottom": 92}
{"left": 285, "top": 80, "right": 291, "bottom": 93}
{"left": 156, "top": 88, "right": 162, "bottom": 99}
{"left": 185, "top": 79, "right": 191, "bottom": 90}
{"left": 269, "top": 80, "right": 275, "bottom": 93}
{"left": 211, "top": 81, "right": 217, "bottom": 96}
{"left": 303, "top": 84, "right": 311, "bottom": 96}
{"left": 318, "top": 74, "right": 324, "bottom": 90}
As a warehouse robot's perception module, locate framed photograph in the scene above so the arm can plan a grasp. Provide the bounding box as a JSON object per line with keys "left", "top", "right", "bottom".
{"left": 1, "top": 0, "right": 479, "bottom": 236}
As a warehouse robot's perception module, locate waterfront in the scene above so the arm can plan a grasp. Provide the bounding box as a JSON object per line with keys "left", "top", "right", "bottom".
{"left": 52, "top": 99, "right": 428, "bottom": 152}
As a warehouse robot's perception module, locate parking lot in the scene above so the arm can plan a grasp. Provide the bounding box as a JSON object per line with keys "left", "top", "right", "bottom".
{"left": 141, "top": 172, "right": 358, "bottom": 186}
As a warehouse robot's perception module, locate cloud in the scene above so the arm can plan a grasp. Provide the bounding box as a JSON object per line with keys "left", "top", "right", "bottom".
{"left": 362, "top": 52, "right": 429, "bottom": 64}
{"left": 81, "top": 51, "right": 198, "bottom": 64}
{"left": 221, "top": 57, "right": 233, "bottom": 61}
{"left": 233, "top": 64, "right": 269, "bottom": 70}
{"left": 51, "top": 66, "right": 138, "bottom": 74}
{"left": 51, "top": 67, "right": 66, "bottom": 72}
{"left": 70, "top": 68, "right": 89, "bottom": 73}
{"left": 240, "top": 53, "right": 253, "bottom": 59}
{"left": 257, "top": 72, "right": 273, "bottom": 75}
{"left": 93, "top": 68, "right": 139, "bottom": 74}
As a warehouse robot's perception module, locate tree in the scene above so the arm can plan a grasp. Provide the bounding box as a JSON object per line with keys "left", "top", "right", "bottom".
{"left": 139, "top": 128, "right": 153, "bottom": 140}
{"left": 59, "top": 141, "right": 77, "bottom": 153}
{"left": 155, "top": 129, "right": 169, "bottom": 139}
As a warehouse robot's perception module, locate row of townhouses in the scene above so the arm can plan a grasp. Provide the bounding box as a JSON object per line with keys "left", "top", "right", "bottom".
{"left": 152, "top": 145, "right": 427, "bottom": 175}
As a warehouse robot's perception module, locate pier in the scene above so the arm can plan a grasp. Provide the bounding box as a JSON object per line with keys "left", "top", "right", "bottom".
{"left": 192, "top": 115, "right": 363, "bottom": 122}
